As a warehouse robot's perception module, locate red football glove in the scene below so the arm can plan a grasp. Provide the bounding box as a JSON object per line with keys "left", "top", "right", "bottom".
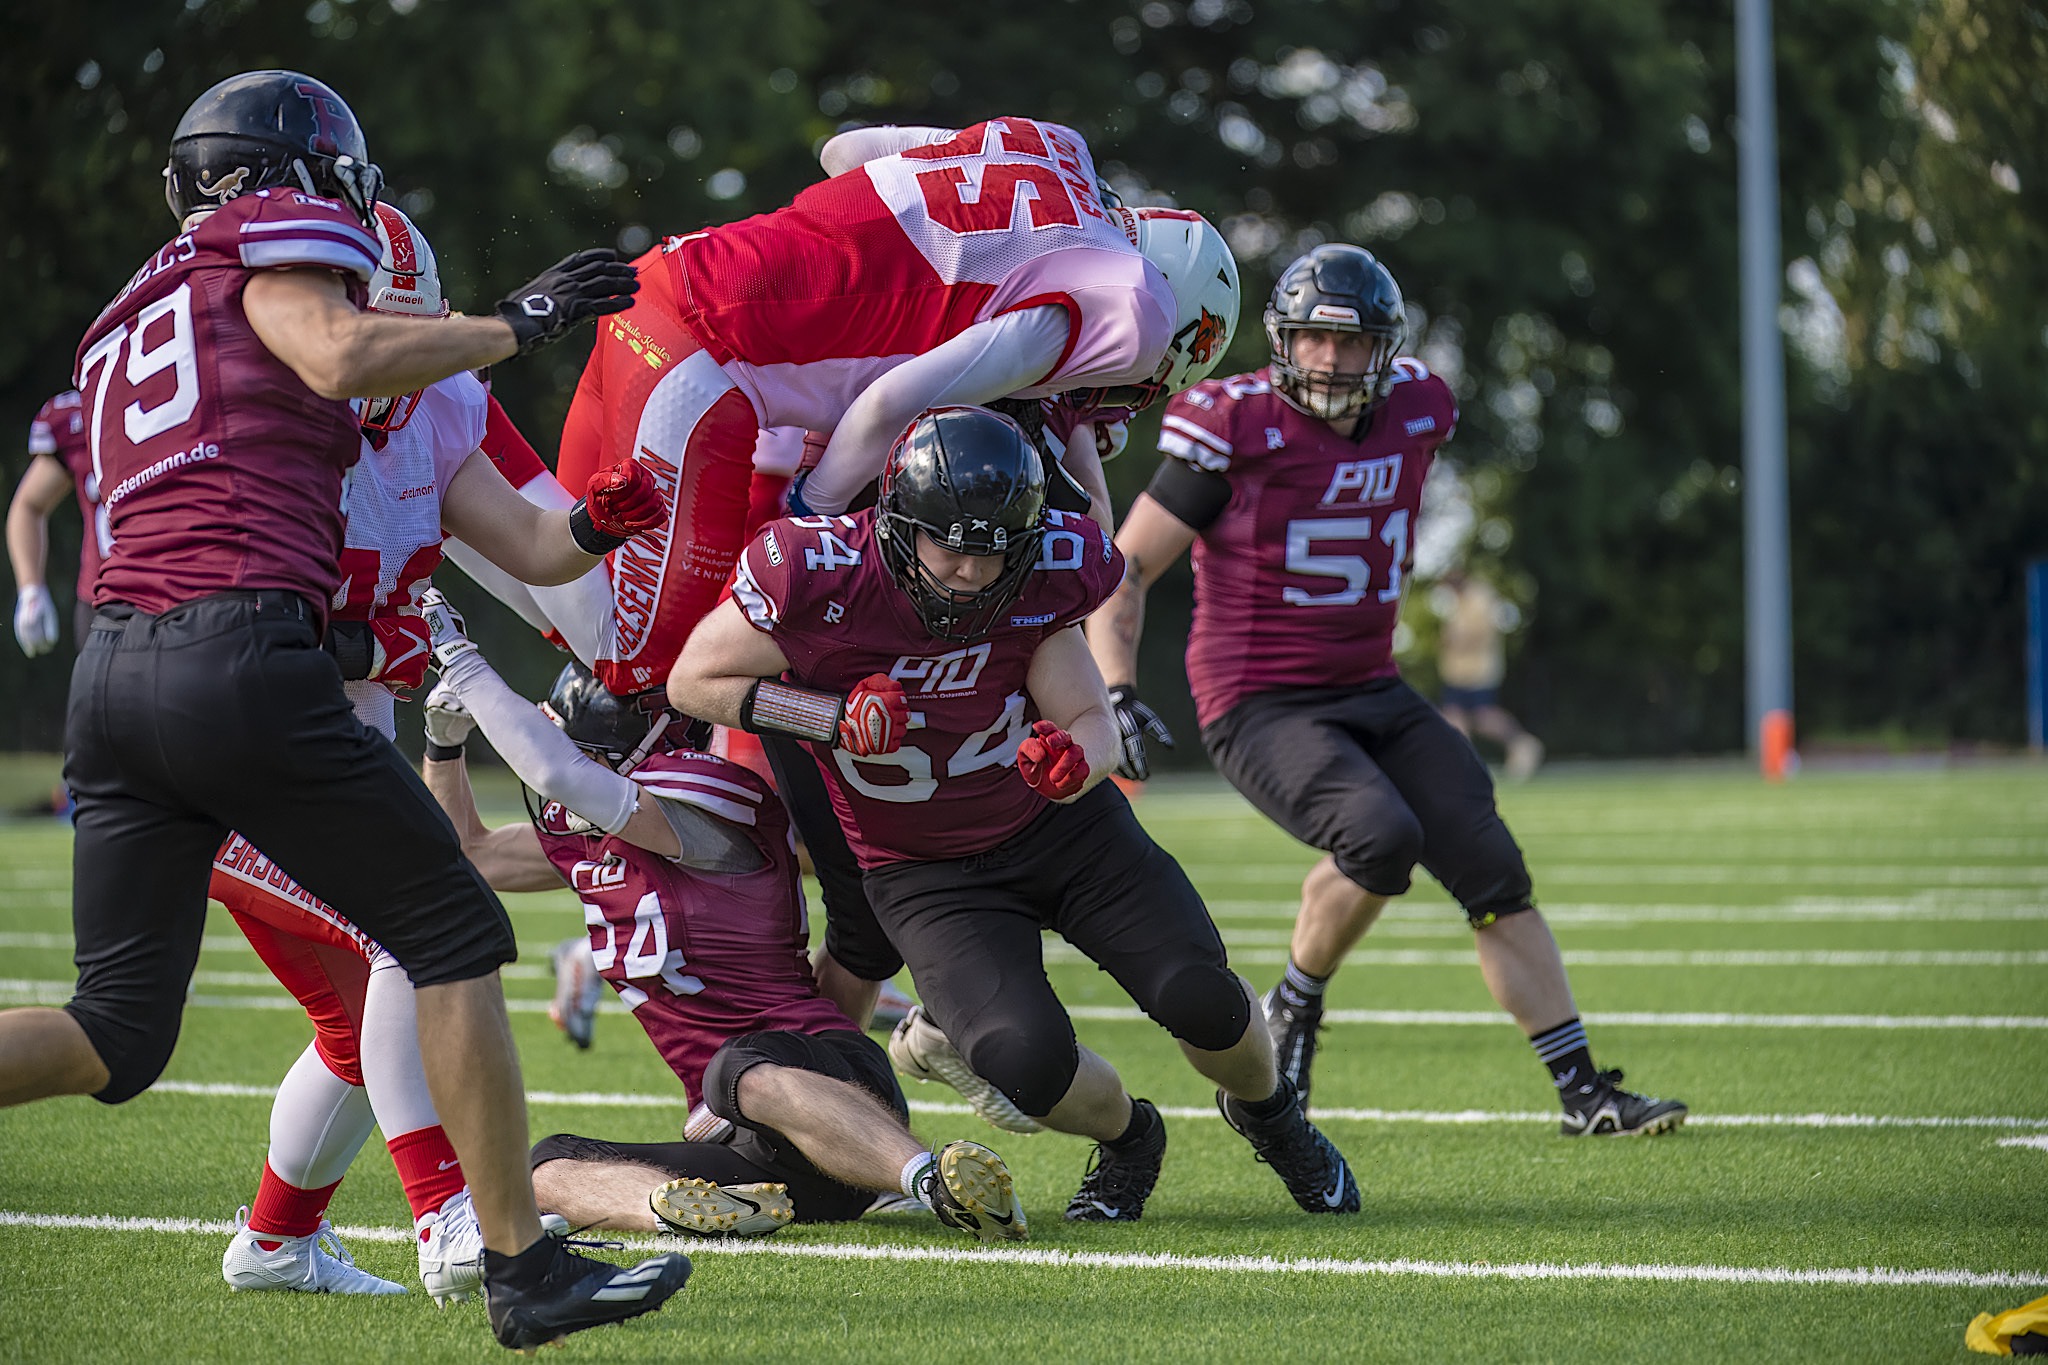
{"left": 838, "top": 675, "right": 909, "bottom": 756}
{"left": 366, "top": 611, "right": 432, "bottom": 691}
{"left": 583, "top": 459, "right": 667, "bottom": 538}
{"left": 1017, "top": 720, "right": 1088, "bottom": 799}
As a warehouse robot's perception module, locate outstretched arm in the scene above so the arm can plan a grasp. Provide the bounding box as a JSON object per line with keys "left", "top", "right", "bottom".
{"left": 419, "top": 742, "right": 564, "bottom": 893}
{"left": 1085, "top": 492, "right": 1200, "bottom": 687}
{"left": 439, "top": 450, "right": 598, "bottom": 587}
{"left": 244, "top": 269, "right": 517, "bottom": 399}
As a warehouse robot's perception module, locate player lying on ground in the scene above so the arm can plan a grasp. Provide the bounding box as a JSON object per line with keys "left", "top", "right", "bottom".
{"left": 202, "top": 201, "right": 669, "bottom": 1300}
{"left": 669, "top": 405, "right": 1359, "bottom": 1221}
{"left": 414, "top": 608, "right": 1027, "bottom": 1243}
{"left": 1089, "top": 243, "right": 1686, "bottom": 1136}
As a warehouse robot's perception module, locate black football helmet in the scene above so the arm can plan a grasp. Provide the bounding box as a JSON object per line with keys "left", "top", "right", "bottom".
{"left": 875, "top": 406, "right": 1047, "bottom": 642}
{"left": 163, "top": 71, "right": 383, "bottom": 226}
{"left": 1264, "top": 244, "right": 1405, "bottom": 421}
{"left": 542, "top": 662, "right": 709, "bottom": 769}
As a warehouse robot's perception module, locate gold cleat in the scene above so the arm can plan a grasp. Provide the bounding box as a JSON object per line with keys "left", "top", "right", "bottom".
{"left": 649, "top": 1178, "right": 795, "bottom": 1238}
{"left": 931, "top": 1140, "right": 1029, "bottom": 1243}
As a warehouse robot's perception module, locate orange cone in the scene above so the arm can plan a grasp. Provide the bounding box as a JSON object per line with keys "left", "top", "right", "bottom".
{"left": 1760, "top": 709, "right": 1796, "bottom": 782}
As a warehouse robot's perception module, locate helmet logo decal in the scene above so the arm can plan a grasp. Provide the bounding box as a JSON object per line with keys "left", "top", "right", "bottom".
{"left": 1188, "top": 307, "right": 1228, "bottom": 364}
{"left": 196, "top": 166, "right": 251, "bottom": 202}
{"left": 293, "top": 81, "right": 352, "bottom": 157}
{"left": 385, "top": 216, "right": 420, "bottom": 287}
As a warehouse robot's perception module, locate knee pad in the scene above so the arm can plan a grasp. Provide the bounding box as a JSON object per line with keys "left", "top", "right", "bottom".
{"left": 1148, "top": 962, "right": 1251, "bottom": 1053}
{"left": 960, "top": 1025, "right": 1080, "bottom": 1120}
{"left": 1331, "top": 807, "right": 1424, "bottom": 899}
{"left": 64, "top": 997, "right": 179, "bottom": 1105}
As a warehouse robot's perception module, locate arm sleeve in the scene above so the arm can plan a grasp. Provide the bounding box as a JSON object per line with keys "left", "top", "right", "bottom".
{"left": 1143, "top": 456, "right": 1233, "bottom": 532}
{"left": 803, "top": 307, "right": 1072, "bottom": 514}
{"left": 436, "top": 649, "right": 640, "bottom": 835}
{"left": 818, "top": 125, "right": 956, "bottom": 177}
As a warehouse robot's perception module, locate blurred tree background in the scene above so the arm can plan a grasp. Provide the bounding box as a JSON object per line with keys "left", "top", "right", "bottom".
{"left": 4, "top": 0, "right": 2042, "bottom": 761}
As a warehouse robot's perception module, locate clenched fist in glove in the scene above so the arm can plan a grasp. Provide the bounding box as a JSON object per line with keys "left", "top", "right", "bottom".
{"left": 422, "top": 677, "right": 476, "bottom": 751}
{"left": 495, "top": 248, "right": 640, "bottom": 356}
{"left": 1107, "top": 684, "right": 1174, "bottom": 781}
{"left": 1017, "top": 720, "right": 1089, "bottom": 799}
{"left": 839, "top": 674, "right": 910, "bottom": 757}
{"left": 13, "top": 585, "right": 58, "bottom": 657}
{"left": 366, "top": 611, "right": 433, "bottom": 691}
{"left": 418, "top": 588, "right": 475, "bottom": 670}
{"left": 570, "top": 459, "right": 667, "bottom": 554}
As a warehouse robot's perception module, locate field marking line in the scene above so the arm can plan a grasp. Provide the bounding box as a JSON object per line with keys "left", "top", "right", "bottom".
{"left": 1040, "top": 945, "right": 2048, "bottom": 969}
{"left": 141, "top": 1080, "right": 2048, "bottom": 1131}
{"left": 2, "top": 1210, "right": 2041, "bottom": 1290}
{"left": 1998, "top": 1136, "right": 2048, "bottom": 1153}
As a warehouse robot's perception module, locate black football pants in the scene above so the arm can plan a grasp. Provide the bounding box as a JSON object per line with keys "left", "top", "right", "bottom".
{"left": 61, "top": 591, "right": 516, "bottom": 1103}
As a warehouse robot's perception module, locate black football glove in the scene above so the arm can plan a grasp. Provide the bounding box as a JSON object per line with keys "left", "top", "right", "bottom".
{"left": 495, "top": 248, "right": 640, "bottom": 356}
{"left": 1108, "top": 684, "right": 1174, "bottom": 781}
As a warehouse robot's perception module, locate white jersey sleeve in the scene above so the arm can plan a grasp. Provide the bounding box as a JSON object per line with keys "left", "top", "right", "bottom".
{"left": 818, "top": 125, "right": 959, "bottom": 177}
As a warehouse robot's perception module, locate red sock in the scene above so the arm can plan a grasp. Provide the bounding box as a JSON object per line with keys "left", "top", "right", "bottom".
{"left": 387, "top": 1126, "right": 466, "bottom": 1220}
{"left": 246, "top": 1162, "right": 341, "bottom": 1240}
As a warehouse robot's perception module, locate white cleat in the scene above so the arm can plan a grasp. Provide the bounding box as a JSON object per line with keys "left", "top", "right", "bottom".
{"left": 549, "top": 937, "right": 602, "bottom": 1049}
{"left": 649, "top": 1178, "right": 795, "bottom": 1238}
{"left": 416, "top": 1189, "right": 485, "bottom": 1306}
{"left": 889, "top": 1005, "right": 1044, "bottom": 1135}
{"left": 222, "top": 1207, "right": 407, "bottom": 1295}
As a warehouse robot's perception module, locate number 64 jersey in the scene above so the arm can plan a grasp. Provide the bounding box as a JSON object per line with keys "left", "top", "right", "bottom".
{"left": 1158, "top": 361, "right": 1459, "bottom": 730}
{"left": 733, "top": 508, "right": 1125, "bottom": 867}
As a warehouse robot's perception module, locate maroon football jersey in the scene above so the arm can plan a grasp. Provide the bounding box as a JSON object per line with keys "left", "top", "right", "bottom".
{"left": 734, "top": 508, "right": 1124, "bottom": 866}
{"left": 1158, "top": 361, "right": 1458, "bottom": 728}
{"left": 72, "top": 189, "right": 380, "bottom": 620}
{"left": 28, "top": 389, "right": 101, "bottom": 600}
{"left": 532, "top": 750, "right": 853, "bottom": 1103}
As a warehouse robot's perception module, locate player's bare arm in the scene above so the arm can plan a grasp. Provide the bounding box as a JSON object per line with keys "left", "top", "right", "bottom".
{"left": 6, "top": 456, "right": 73, "bottom": 593}
{"left": 665, "top": 596, "right": 801, "bottom": 729}
{"left": 1023, "top": 625, "right": 1118, "bottom": 802}
{"left": 244, "top": 268, "right": 519, "bottom": 400}
{"left": 418, "top": 746, "right": 564, "bottom": 892}
{"left": 1087, "top": 492, "right": 1200, "bottom": 688}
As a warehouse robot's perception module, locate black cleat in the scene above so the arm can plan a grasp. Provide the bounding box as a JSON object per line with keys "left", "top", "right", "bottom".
{"left": 1558, "top": 1068, "right": 1688, "bottom": 1137}
{"left": 485, "top": 1235, "right": 690, "bottom": 1352}
{"left": 920, "top": 1141, "right": 1028, "bottom": 1242}
{"left": 1262, "top": 984, "right": 1325, "bottom": 1107}
{"left": 1218, "top": 1078, "right": 1359, "bottom": 1214}
{"left": 1064, "top": 1098, "right": 1167, "bottom": 1223}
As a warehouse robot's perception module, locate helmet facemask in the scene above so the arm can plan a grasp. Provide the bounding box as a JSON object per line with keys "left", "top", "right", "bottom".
{"left": 1266, "top": 319, "right": 1404, "bottom": 422}
{"left": 876, "top": 513, "right": 1044, "bottom": 643}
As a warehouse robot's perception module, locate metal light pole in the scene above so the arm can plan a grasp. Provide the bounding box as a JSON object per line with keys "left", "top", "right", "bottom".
{"left": 1737, "top": 0, "right": 1795, "bottom": 779}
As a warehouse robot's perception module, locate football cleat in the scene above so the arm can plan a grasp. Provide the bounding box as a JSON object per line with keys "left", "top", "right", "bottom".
{"left": 1064, "top": 1099, "right": 1167, "bottom": 1223}
{"left": 869, "top": 978, "right": 918, "bottom": 1033}
{"left": 649, "top": 1178, "right": 795, "bottom": 1238}
{"left": 1559, "top": 1068, "right": 1688, "bottom": 1137}
{"left": 1262, "top": 983, "right": 1325, "bottom": 1107}
{"left": 549, "top": 936, "right": 602, "bottom": 1049}
{"left": 417, "top": 1189, "right": 485, "bottom": 1306}
{"left": 888, "top": 1005, "right": 1044, "bottom": 1134}
{"left": 485, "top": 1237, "right": 690, "bottom": 1352}
{"left": 1218, "top": 1080, "right": 1360, "bottom": 1214}
{"left": 921, "top": 1141, "right": 1028, "bottom": 1242}
{"left": 222, "top": 1207, "right": 407, "bottom": 1295}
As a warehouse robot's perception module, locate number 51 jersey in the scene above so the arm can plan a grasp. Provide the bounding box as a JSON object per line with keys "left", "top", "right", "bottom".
{"left": 72, "top": 189, "right": 379, "bottom": 621}
{"left": 1159, "top": 360, "right": 1458, "bottom": 729}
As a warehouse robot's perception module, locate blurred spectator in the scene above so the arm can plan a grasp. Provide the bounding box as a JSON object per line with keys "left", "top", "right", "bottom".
{"left": 1435, "top": 567, "right": 1544, "bottom": 781}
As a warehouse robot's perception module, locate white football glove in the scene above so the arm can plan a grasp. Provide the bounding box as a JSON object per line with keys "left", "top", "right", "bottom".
{"left": 422, "top": 677, "right": 477, "bottom": 749}
{"left": 13, "top": 585, "right": 59, "bottom": 657}
{"left": 417, "top": 587, "right": 476, "bottom": 669}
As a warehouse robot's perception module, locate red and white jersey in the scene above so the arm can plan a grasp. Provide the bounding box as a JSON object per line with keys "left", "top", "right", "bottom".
{"left": 29, "top": 389, "right": 103, "bottom": 600}
{"left": 1159, "top": 361, "right": 1459, "bottom": 728}
{"left": 73, "top": 189, "right": 379, "bottom": 622}
{"left": 734, "top": 509, "right": 1124, "bottom": 866}
{"left": 665, "top": 118, "right": 1174, "bottom": 431}
{"left": 333, "top": 371, "right": 486, "bottom": 622}
{"left": 532, "top": 750, "right": 852, "bottom": 1104}
{"left": 209, "top": 830, "right": 382, "bottom": 964}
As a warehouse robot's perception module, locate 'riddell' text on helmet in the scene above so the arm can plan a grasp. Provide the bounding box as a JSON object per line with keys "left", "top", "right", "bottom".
{"left": 1264, "top": 244, "right": 1405, "bottom": 422}
{"left": 359, "top": 203, "right": 449, "bottom": 435}
{"left": 163, "top": 70, "right": 384, "bottom": 227}
{"left": 876, "top": 406, "right": 1047, "bottom": 643}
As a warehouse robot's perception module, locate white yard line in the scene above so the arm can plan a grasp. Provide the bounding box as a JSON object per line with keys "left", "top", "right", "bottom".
{"left": 141, "top": 1079, "right": 2048, "bottom": 1131}
{"left": 1041, "top": 946, "right": 2048, "bottom": 968}
{"left": 1, "top": 1209, "right": 2040, "bottom": 1290}
{"left": 1997, "top": 1136, "right": 2048, "bottom": 1153}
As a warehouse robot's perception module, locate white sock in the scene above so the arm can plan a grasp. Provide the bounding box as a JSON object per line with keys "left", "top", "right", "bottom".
{"left": 266, "top": 1042, "right": 376, "bottom": 1190}
{"left": 358, "top": 951, "right": 443, "bottom": 1138}
{"left": 899, "top": 1152, "right": 936, "bottom": 1203}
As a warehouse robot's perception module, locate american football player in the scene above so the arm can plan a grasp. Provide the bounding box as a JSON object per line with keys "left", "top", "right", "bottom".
{"left": 7, "top": 389, "right": 99, "bottom": 656}
{"left": 668, "top": 405, "right": 1359, "bottom": 1222}
{"left": 1088, "top": 243, "right": 1687, "bottom": 1136}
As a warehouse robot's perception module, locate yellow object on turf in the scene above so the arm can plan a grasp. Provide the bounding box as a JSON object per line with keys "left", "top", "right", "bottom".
{"left": 1966, "top": 1295, "right": 2048, "bottom": 1356}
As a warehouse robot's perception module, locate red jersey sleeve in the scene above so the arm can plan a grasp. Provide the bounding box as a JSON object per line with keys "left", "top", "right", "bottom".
{"left": 1384, "top": 359, "right": 1459, "bottom": 450}
{"left": 205, "top": 188, "right": 382, "bottom": 281}
{"left": 480, "top": 395, "right": 552, "bottom": 490}
{"left": 1017, "top": 510, "right": 1125, "bottom": 631}
{"left": 731, "top": 515, "right": 861, "bottom": 639}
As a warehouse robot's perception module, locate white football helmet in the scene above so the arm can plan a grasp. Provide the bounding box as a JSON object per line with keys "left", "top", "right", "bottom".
{"left": 1120, "top": 206, "right": 1240, "bottom": 402}
{"left": 361, "top": 202, "right": 447, "bottom": 434}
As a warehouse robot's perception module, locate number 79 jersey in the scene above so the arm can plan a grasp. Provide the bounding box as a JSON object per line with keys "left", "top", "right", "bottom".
{"left": 733, "top": 508, "right": 1125, "bottom": 867}
{"left": 1159, "top": 361, "right": 1458, "bottom": 729}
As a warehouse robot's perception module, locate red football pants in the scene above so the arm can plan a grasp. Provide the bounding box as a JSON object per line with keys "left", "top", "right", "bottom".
{"left": 210, "top": 834, "right": 378, "bottom": 1086}
{"left": 558, "top": 255, "right": 762, "bottom": 696}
